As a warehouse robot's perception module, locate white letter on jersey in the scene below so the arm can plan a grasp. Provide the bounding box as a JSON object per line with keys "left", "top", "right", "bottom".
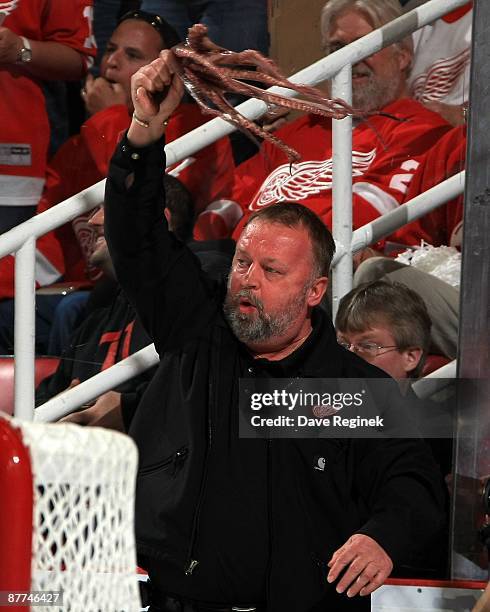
{"left": 389, "top": 159, "right": 420, "bottom": 195}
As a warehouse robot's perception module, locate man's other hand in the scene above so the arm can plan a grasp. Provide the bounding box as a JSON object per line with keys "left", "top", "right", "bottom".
{"left": 60, "top": 391, "right": 125, "bottom": 432}
{"left": 423, "top": 100, "right": 466, "bottom": 127}
{"left": 327, "top": 534, "right": 393, "bottom": 597}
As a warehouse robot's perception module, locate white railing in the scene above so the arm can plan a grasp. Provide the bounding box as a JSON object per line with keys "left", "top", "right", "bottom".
{"left": 0, "top": 0, "right": 467, "bottom": 420}
{"left": 35, "top": 345, "right": 159, "bottom": 423}
{"left": 412, "top": 359, "right": 458, "bottom": 399}
{"left": 333, "top": 171, "right": 466, "bottom": 265}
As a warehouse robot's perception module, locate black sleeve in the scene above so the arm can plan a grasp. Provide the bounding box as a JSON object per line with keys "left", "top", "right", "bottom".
{"left": 120, "top": 377, "right": 154, "bottom": 432}
{"left": 353, "top": 436, "right": 447, "bottom": 573}
{"left": 104, "top": 133, "right": 220, "bottom": 355}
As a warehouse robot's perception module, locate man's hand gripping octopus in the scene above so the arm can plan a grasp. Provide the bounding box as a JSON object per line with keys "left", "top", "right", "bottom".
{"left": 127, "top": 50, "right": 184, "bottom": 147}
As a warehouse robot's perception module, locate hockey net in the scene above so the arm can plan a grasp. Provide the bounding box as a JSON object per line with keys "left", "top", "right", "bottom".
{"left": 0, "top": 414, "right": 141, "bottom": 611}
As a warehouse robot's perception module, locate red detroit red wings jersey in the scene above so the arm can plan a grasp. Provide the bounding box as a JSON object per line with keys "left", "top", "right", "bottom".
{"left": 230, "top": 98, "right": 451, "bottom": 240}
{"left": 390, "top": 126, "right": 466, "bottom": 250}
{"left": 409, "top": 3, "right": 472, "bottom": 105}
{"left": 0, "top": 0, "right": 96, "bottom": 208}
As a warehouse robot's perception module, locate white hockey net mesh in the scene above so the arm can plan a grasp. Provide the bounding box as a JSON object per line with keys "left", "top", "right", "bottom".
{"left": 14, "top": 419, "right": 141, "bottom": 612}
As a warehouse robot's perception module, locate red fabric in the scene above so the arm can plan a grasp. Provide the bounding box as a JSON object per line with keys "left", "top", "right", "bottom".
{"left": 0, "top": 103, "right": 234, "bottom": 299}
{"left": 165, "top": 104, "right": 235, "bottom": 213}
{"left": 385, "top": 578, "right": 486, "bottom": 589}
{"left": 442, "top": 2, "right": 472, "bottom": 24}
{"left": 0, "top": 0, "right": 96, "bottom": 187}
{"left": 389, "top": 126, "right": 466, "bottom": 249}
{"left": 99, "top": 321, "right": 134, "bottom": 370}
{"left": 421, "top": 355, "right": 451, "bottom": 377}
{"left": 228, "top": 98, "right": 451, "bottom": 240}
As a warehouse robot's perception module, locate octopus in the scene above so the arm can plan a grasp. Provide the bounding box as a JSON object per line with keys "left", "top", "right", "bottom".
{"left": 172, "top": 23, "right": 362, "bottom": 163}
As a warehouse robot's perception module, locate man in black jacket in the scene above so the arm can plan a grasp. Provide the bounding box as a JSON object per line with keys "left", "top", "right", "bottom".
{"left": 104, "top": 52, "right": 447, "bottom": 612}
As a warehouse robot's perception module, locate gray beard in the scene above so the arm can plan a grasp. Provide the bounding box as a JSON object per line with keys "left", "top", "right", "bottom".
{"left": 353, "top": 73, "right": 402, "bottom": 112}
{"left": 223, "top": 287, "right": 306, "bottom": 345}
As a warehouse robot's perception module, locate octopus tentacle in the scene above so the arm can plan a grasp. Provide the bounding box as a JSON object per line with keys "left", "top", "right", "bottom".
{"left": 207, "top": 88, "right": 302, "bottom": 162}
{"left": 219, "top": 79, "right": 353, "bottom": 119}
{"left": 216, "top": 68, "right": 362, "bottom": 115}
{"left": 171, "top": 23, "right": 365, "bottom": 162}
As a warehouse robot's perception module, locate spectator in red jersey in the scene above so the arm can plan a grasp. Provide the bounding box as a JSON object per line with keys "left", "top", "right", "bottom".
{"left": 194, "top": 0, "right": 452, "bottom": 244}
{"left": 0, "top": 0, "right": 97, "bottom": 233}
{"left": 353, "top": 125, "right": 465, "bottom": 360}
{"left": 0, "top": 9, "right": 234, "bottom": 354}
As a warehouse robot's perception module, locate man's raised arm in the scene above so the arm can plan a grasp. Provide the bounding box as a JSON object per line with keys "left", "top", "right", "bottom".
{"left": 104, "top": 52, "right": 219, "bottom": 352}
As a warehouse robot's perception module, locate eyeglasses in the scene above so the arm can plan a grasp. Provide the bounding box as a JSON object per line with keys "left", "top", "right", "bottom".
{"left": 337, "top": 340, "right": 399, "bottom": 358}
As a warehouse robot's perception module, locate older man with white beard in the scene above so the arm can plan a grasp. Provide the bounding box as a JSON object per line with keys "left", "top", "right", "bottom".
{"left": 197, "top": 0, "right": 453, "bottom": 252}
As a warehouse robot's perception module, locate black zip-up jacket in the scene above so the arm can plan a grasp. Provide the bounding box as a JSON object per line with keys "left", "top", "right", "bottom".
{"left": 105, "top": 134, "right": 447, "bottom": 612}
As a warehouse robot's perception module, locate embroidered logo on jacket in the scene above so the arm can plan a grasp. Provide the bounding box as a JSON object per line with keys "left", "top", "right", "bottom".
{"left": 314, "top": 456, "right": 326, "bottom": 471}
{"left": 411, "top": 48, "right": 471, "bottom": 102}
{"left": 249, "top": 149, "right": 377, "bottom": 210}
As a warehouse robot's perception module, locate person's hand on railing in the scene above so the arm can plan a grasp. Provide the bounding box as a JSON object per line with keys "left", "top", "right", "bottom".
{"left": 59, "top": 390, "right": 125, "bottom": 432}
{"left": 423, "top": 101, "right": 467, "bottom": 127}
{"left": 81, "top": 73, "right": 128, "bottom": 116}
{"left": 353, "top": 247, "right": 384, "bottom": 269}
{"left": 127, "top": 49, "right": 184, "bottom": 148}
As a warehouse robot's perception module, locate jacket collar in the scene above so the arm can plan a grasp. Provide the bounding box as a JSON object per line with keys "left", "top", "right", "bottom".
{"left": 251, "top": 308, "right": 344, "bottom": 378}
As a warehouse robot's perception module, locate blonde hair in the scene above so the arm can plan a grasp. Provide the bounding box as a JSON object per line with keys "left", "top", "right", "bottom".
{"left": 321, "top": 0, "right": 413, "bottom": 62}
{"left": 335, "top": 280, "right": 432, "bottom": 378}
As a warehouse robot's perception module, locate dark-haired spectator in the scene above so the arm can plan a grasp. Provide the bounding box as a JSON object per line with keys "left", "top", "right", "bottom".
{"left": 92, "top": 0, "right": 142, "bottom": 72}
{"left": 0, "top": 0, "right": 96, "bottom": 233}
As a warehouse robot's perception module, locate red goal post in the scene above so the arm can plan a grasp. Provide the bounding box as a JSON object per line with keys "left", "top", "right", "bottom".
{"left": 0, "top": 412, "right": 141, "bottom": 611}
